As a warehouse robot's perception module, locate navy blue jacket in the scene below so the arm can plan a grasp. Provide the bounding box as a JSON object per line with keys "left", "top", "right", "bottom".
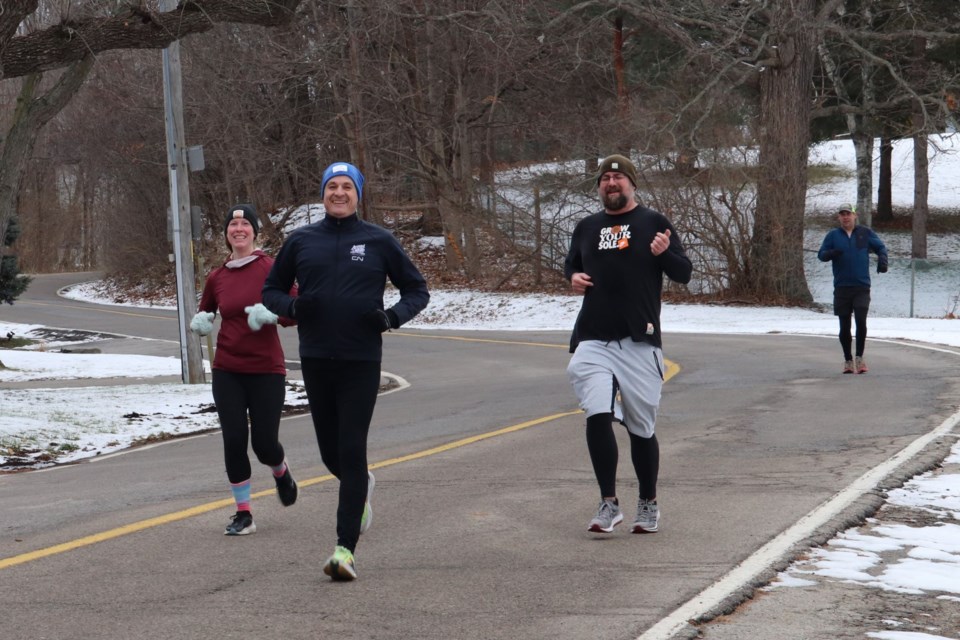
{"left": 262, "top": 213, "right": 429, "bottom": 361}
{"left": 818, "top": 225, "right": 888, "bottom": 288}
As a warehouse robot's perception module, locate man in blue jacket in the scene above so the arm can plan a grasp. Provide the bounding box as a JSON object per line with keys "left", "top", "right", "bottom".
{"left": 818, "top": 203, "right": 888, "bottom": 374}
{"left": 263, "top": 161, "right": 429, "bottom": 581}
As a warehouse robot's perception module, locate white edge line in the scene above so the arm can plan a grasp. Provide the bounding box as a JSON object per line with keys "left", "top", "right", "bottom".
{"left": 637, "top": 407, "right": 960, "bottom": 640}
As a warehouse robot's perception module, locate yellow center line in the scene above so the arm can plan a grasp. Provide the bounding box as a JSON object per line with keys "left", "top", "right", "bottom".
{"left": 0, "top": 410, "right": 581, "bottom": 571}
{"left": 1, "top": 326, "right": 680, "bottom": 570}
{"left": 391, "top": 331, "right": 566, "bottom": 349}
{"left": 391, "top": 331, "right": 681, "bottom": 382}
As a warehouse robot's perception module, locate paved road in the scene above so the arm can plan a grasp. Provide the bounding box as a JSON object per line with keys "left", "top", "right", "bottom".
{"left": 2, "top": 273, "right": 958, "bottom": 639}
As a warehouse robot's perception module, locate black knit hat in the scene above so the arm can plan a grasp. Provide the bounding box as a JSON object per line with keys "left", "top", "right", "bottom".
{"left": 595, "top": 154, "right": 638, "bottom": 187}
{"left": 223, "top": 204, "right": 260, "bottom": 237}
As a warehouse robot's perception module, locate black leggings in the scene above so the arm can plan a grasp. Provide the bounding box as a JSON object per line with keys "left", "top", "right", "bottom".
{"left": 212, "top": 370, "right": 287, "bottom": 484}
{"left": 586, "top": 412, "right": 660, "bottom": 501}
{"left": 839, "top": 307, "right": 868, "bottom": 359}
{"left": 301, "top": 357, "right": 381, "bottom": 552}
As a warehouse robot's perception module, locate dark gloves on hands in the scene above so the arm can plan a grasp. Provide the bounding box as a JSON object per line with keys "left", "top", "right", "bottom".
{"left": 292, "top": 294, "right": 321, "bottom": 321}
{"left": 824, "top": 249, "right": 843, "bottom": 260}
{"left": 877, "top": 260, "right": 888, "bottom": 274}
{"left": 365, "top": 308, "right": 399, "bottom": 333}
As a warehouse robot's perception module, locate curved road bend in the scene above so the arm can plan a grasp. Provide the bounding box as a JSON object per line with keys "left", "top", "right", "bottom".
{"left": 1, "top": 272, "right": 958, "bottom": 640}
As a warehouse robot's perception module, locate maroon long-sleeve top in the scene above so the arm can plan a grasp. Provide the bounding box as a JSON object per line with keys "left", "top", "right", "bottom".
{"left": 198, "top": 250, "right": 295, "bottom": 374}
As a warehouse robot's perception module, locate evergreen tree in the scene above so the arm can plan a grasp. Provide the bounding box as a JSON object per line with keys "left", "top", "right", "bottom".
{"left": 0, "top": 217, "right": 31, "bottom": 305}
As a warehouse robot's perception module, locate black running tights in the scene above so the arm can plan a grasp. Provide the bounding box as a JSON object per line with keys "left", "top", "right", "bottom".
{"left": 586, "top": 412, "right": 659, "bottom": 500}
{"left": 212, "top": 370, "right": 287, "bottom": 485}
{"left": 300, "top": 357, "right": 380, "bottom": 552}
{"left": 839, "top": 307, "right": 868, "bottom": 359}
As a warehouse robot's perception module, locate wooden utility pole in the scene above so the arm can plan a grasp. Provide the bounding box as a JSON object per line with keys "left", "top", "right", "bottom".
{"left": 161, "top": 0, "right": 204, "bottom": 384}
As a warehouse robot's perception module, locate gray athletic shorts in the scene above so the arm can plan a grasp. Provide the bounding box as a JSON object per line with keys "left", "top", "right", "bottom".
{"left": 566, "top": 339, "right": 664, "bottom": 438}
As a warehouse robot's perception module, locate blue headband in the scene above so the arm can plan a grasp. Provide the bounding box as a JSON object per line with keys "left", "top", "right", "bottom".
{"left": 321, "top": 162, "right": 364, "bottom": 201}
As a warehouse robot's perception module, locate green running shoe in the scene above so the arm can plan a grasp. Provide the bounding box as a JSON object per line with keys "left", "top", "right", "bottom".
{"left": 323, "top": 545, "right": 357, "bottom": 581}
{"left": 360, "top": 471, "right": 375, "bottom": 534}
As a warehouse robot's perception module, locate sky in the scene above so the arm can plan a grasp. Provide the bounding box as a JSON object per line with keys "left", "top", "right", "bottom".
{"left": 3, "top": 134, "right": 960, "bottom": 638}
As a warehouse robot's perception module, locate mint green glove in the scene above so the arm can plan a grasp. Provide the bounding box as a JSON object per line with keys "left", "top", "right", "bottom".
{"left": 245, "top": 303, "right": 279, "bottom": 331}
{"left": 190, "top": 311, "right": 215, "bottom": 336}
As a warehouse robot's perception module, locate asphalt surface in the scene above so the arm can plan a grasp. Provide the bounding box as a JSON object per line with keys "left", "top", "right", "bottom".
{"left": 2, "top": 273, "right": 959, "bottom": 639}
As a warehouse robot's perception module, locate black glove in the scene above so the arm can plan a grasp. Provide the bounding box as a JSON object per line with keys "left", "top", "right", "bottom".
{"left": 365, "top": 308, "right": 399, "bottom": 333}
{"left": 823, "top": 249, "right": 843, "bottom": 260}
{"left": 292, "top": 294, "right": 322, "bottom": 321}
{"left": 877, "top": 260, "right": 888, "bottom": 274}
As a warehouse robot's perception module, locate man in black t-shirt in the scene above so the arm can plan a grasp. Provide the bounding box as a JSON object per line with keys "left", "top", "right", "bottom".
{"left": 564, "top": 154, "right": 692, "bottom": 535}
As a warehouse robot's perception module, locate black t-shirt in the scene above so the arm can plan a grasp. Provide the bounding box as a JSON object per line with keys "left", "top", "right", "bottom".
{"left": 563, "top": 204, "right": 692, "bottom": 351}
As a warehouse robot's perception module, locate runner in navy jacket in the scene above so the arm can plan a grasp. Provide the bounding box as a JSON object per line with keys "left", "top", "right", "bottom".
{"left": 262, "top": 211, "right": 428, "bottom": 362}
{"left": 262, "top": 161, "right": 428, "bottom": 581}
{"left": 818, "top": 203, "right": 888, "bottom": 374}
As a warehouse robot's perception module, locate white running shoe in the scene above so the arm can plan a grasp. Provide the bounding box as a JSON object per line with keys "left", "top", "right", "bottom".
{"left": 631, "top": 498, "right": 660, "bottom": 533}
{"left": 588, "top": 498, "right": 623, "bottom": 533}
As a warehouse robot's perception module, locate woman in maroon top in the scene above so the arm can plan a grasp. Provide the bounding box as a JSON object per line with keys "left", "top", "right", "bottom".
{"left": 191, "top": 204, "right": 298, "bottom": 536}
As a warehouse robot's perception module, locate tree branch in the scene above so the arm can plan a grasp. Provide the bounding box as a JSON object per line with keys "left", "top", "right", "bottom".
{"left": 1, "top": 0, "right": 302, "bottom": 79}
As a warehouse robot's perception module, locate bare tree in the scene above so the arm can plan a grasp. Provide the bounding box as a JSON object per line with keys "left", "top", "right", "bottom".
{"left": 294, "top": 1, "right": 561, "bottom": 282}
{"left": 548, "top": 1, "right": 830, "bottom": 302}
{"left": 812, "top": 0, "right": 960, "bottom": 237}
{"left": 0, "top": 0, "right": 305, "bottom": 286}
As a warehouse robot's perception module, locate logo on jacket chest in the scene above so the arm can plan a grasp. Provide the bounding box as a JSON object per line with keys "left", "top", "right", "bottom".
{"left": 598, "top": 224, "right": 631, "bottom": 250}
{"left": 350, "top": 244, "right": 367, "bottom": 262}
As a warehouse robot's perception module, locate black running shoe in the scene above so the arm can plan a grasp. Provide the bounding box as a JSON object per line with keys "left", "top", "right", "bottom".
{"left": 275, "top": 467, "right": 299, "bottom": 507}
{"left": 224, "top": 510, "right": 256, "bottom": 536}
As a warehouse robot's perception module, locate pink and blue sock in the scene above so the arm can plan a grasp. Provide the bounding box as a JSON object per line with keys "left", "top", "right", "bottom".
{"left": 230, "top": 479, "right": 252, "bottom": 512}
{"left": 270, "top": 460, "right": 288, "bottom": 479}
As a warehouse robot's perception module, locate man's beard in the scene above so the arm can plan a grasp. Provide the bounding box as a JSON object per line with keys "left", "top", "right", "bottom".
{"left": 602, "top": 190, "right": 629, "bottom": 211}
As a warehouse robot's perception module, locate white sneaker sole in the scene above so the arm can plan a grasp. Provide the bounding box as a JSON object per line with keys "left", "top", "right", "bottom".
{"left": 224, "top": 523, "right": 257, "bottom": 536}
{"left": 324, "top": 559, "right": 357, "bottom": 581}
{"left": 588, "top": 512, "right": 623, "bottom": 533}
{"left": 631, "top": 514, "right": 660, "bottom": 534}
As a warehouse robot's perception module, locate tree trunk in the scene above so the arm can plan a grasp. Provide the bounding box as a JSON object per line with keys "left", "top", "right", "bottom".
{"left": 0, "top": 58, "right": 94, "bottom": 253}
{"left": 453, "top": 73, "right": 482, "bottom": 280}
{"left": 909, "top": 34, "right": 929, "bottom": 260}
{"left": 852, "top": 131, "right": 874, "bottom": 227}
{"left": 342, "top": 0, "right": 378, "bottom": 225}
{"left": 749, "top": 2, "right": 816, "bottom": 304}
{"left": 585, "top": 152, "right": 599, "bottom": 180}
{"left": 534, "top": 185, "right": 542, "bottom": 285}
{"left": 421, "top": 206, "right": 443, "bottom": 235}
{"left": 875, "top": 135, "right": 893, "bottom": 222}
{"left": 613, "top": 13, "right": 633, "bottom": 149}
{"left": 81, "top": 166, "right": 97, "bottom": 269}
{"left": 912, "top": 132, "right": 928, "bottom": 259}
{"left": 436, "top": 185, "right": 465, "bottom": 272}
{"left": 818, "top": 41, "right": 874, "bottom": 225}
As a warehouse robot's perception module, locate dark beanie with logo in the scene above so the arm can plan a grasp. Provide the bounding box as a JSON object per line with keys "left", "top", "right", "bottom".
{"left": 595, "top": 154, "right": 638, "bottom": 187}
{"left": 223, "top": 204, "right": 259, "bottom": 250}
{"left": 223, "top": 204, "right": 260, "bottom": 237}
